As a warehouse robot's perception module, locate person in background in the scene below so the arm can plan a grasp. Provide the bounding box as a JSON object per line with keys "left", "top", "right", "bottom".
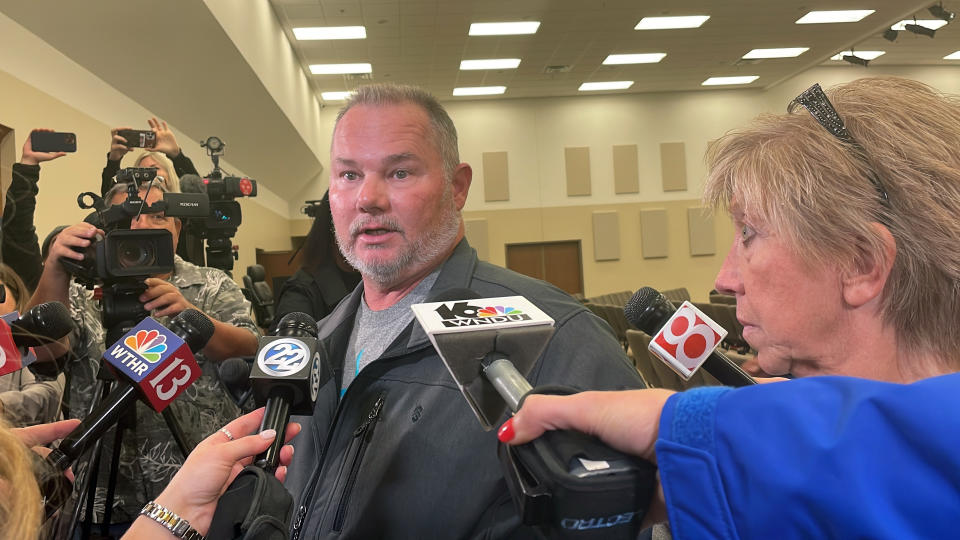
{"left": 500, "top": 77, "right": 960, "bottom": 539}
{"left": 0, "top": 263, "right": 65, "bottom": 426}
{"left": 274, "top": 191, "right": 360, "bottom": 324}
{"left": 101, "top": 117, "right": 193, "bottom": 195}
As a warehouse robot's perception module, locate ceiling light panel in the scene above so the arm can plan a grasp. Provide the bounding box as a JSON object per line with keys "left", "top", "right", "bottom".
{"left": 460, "top": 59, "right": 522, "bottom": 70}
{"left": 634, "top": 16, "right": 710, "bottom": 30}
{"left": 453, "top": 86, "right": 507, "bottom": 96}
{"left": 293, "top": 26, "right": 367, "bottom": 40}
{"left": 309, "top": 63, "right": 372, "bottom": 75}
{"left": 945, "top": 51, "right": 960, "bottom": 59}
{"left": 890, "top": 19, "right": 948, "bottom": 30}
{"left": 742, "top": 48, "right": 809, "bottom": 59}
{"left": 702, "top": 76, "right": 759, "bottom": 86}
{"left": 795, "top": 10, "right": 875, "bottom": 24}
{"left": 579, "top": 81, "right": 634, "bottom": 91}
{"left": 603, "top": 53, "right": 667, "bottom": 65}
{"left": 469, "top": 22, "right": 540, "bottom": 36}
{"left": 830, "top": 50, "right": 885, "bottom": 60}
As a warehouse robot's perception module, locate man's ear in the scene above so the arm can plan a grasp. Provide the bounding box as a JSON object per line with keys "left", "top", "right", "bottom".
{"left": 842, "top": 223, "right": 896, "bottom": 307}
{"left": 451, "top": 163, "right": 472, "bottom": 210}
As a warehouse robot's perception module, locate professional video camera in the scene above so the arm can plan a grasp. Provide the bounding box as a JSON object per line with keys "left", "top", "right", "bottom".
{"left": 302, "top": 199, "right": 325, "bottom": 219}
{"left": 61, "top": 167, "right": 209, "bottom": 340}
{"left": 181, "top": 136, "right": 257, "bottom": 275}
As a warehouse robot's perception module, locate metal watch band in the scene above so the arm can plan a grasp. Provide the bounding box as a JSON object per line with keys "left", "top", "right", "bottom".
{"left": 140, "top": 500, "right": 206, "bottom": 540}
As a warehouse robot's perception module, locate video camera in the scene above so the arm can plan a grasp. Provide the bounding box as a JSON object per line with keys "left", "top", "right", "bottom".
{"left": 180, "top": 136, "right": 257, "bottom": 274}
{"left": 301, "top": 199, "right": 325, "bottom": 219}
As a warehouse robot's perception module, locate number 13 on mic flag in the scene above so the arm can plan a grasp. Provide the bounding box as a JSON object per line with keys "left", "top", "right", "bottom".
{"left": 649, "top": 301, "right": 727, "bottom": 380}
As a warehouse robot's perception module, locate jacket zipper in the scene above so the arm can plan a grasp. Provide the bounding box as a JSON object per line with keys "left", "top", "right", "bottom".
{"left": 332, "top": 392, "right": 385, "bottom": 532}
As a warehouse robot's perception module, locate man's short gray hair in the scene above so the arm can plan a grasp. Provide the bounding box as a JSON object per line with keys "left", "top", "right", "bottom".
{"left": 334, "top": 84, "right": 460, "bottom": 181}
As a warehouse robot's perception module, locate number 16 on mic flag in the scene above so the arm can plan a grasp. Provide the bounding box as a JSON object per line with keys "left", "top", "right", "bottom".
{"left": 649, "top": 301, "right": 727, "bottom": 380}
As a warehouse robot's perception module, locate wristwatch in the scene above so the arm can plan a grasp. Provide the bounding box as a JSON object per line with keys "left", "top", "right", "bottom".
{"left": 140, "top": 500, "right": 206, "bottom": 540}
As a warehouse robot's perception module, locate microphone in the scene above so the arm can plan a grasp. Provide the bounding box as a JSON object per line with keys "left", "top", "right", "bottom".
{"left": 249, "top": 312, "right": 324, "bottom": 472}
{"left": 179, "top": 173, "right": 206, "bottom": 194}
{"left": 624, "top": 287, "right": 755, "bottom": 387}
{"left": 0, "top": 302, "right": 75, "bottom": 377}
{"left": 46, "top": 309, "right": 215, "bottom": 472}
{"left": 219, "top": 356, "right": 252, "bottom": 402}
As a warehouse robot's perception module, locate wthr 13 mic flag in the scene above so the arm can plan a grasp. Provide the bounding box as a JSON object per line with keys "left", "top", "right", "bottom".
{"left": 103, "top": 317, "right": 201, "bottom": 411}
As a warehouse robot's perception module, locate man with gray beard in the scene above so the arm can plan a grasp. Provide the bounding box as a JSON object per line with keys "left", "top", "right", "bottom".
{"left": 284, "top": 83, "right": 644, "bottom": 539}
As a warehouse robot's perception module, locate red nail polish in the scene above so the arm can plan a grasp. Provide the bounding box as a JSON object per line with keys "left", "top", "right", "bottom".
{"left": 497, "top": 418, "right": 515, "bottom": 443}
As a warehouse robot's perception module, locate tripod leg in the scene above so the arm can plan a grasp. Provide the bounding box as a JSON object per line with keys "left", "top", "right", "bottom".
{"left": 162, "top": 407, "right": 195, "bottom": 458}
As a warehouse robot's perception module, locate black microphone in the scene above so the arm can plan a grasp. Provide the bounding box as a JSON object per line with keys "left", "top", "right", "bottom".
{"left": 624, "top": 287, "right": 755, "bottom": 387}
{"left": 250, "top": 312, "right": 324, "bottom": 472}
{"left": 220, "top": 356, "right": 252, "bottom": 401}
{"left": 9, "top": 301, "right": 75, "bottom": 348}
{"left": 46, "top": 309, "right": 215, "bottom": 472}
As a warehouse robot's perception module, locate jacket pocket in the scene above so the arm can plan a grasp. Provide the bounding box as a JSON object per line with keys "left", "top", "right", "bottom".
{"left": 332, "top": 392, "right": 386, "bottom": 532}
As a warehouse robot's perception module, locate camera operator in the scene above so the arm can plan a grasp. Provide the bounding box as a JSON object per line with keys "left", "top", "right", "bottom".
{"left": 101, "top": 117, "right": 195, "bottom": 196}
{"left": 5, "top": 128, "right": 67, "bottom": 292}
{"left": 28, "top": 179, "right": 259, "bottom": 536}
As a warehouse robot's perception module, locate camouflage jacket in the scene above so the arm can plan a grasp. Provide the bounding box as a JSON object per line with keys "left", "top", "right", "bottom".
{"left": 64, "top": 256, "right": 258, "bottom": 523}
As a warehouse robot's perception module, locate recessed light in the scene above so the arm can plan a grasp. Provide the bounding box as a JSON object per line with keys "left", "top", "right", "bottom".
{"left": 321, "top": 91, "right": 355, "bottom": 101}
{"left": 469, "top": 22, "right": 540, "bottom": 36}
{"left": 460, "top": 59, "right": 521, "bottom": 70}
{"left": 309, "top": 63, "right": 372, "bottom": 75}
{"left": 603, "top": 53, "right": 667, "bottom": 65}
{"left": 742, "top": 48, "right": 809, "bottom": 59}
{"left": 634, "top": 15, "right": 710, "bottom": 30}
{"left": 293, "top": 26, "right": 367, "bottom": 40}
{"left": 453, "top": 86, "right": 507, "bottom": 96}
{"left": 945, "top": 51, "right": 960, "bottom": 59}
{"left": 890, "top": 19, "right": 948, "bottom": 31}
{"left": 702, "top": 76, "right": 759, "bottom": 86}
{"left": 579, "top": 81, "right": 634, "bottom": 91}
{"left": 795, "top": 10, "right": 875, "bottom": 24}
{"left": 830, "top": 50, "right": 885, "bottom": 60}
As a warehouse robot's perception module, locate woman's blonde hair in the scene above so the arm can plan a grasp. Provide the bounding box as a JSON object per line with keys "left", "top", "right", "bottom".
{"left": 0, "top": 418, "right": 42, "bottom": 539}
{"left": 704, "top": 76, "right": 960, "bottom": 368}
{"left": 134, "top": 151, "right": 180, "bottom": 193}
{"left": 0, "top": 264, "right": 29, "bottom": 314}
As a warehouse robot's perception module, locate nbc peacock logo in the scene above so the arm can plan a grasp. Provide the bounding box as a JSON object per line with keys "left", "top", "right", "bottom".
{"left": 124, "top": 329, "right": 168, "bottom": 363}
{"left": 477, "top": 306, "right": 523, "bottom": 317}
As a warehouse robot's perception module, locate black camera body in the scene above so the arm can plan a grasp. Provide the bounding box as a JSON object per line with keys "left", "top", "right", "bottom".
{"left": 61, "top": 229, "right": 175, "bottom": 286}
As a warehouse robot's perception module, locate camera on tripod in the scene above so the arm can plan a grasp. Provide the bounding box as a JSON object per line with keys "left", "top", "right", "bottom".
{"left": 301, "top": 199, "right": 325, "bottom": 219}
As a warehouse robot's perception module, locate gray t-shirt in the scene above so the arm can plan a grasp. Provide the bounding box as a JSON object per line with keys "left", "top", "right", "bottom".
{"left": 341, "top": 270, "right": 440, "bottom": 395}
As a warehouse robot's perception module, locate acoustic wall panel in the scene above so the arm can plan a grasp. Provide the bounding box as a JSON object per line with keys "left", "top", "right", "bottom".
{"left": 612, "top": 144, "right": 639, "bottom": 194}
{"left": 640, "top": 208, "right": 669, "bottom": 259}
{"left": 564, "top": 146, "right": 592, "bottom": 196}
{"left": 660, "top": 142, "right": 687, "bottom": 192}
{"left": 482, "top": 151, "right": 509, "bottom": 202}
{"left": 464, "top": 219, "right": 490, "bottom": 261}
{"left": 592, "top": 211, "right": 620, "bottom": 261}
{"left": 687, "top": 207, "right": 715, "bottom": 256}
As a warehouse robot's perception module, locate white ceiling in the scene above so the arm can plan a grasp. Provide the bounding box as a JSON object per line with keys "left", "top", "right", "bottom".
{"left": 273, "top": 0, "right": 959, "bottom": 99}
{"left": 2, "top": 0, "right": 958, "bottom": 204}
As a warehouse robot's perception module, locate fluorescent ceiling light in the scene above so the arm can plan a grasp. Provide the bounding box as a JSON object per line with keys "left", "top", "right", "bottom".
{"left": 891, "top": 19, "right": 948, "bottom": 30}
{"left": 469, "top": 22, "right": 540, "bottom": 35}
{"left": 634, "top": 15, "right": 710, "bottom": 30}
{"left": 460, "top": 58, "right": 521, "bottom": 70}
{"left": 603, "top": 53, "right": 667, "bottom": 65}
{"left": 579, "top": 81, "right": 634, "bottom": 91}
{"left": 321, "top": 91, "right": 354, "bottom": 101}
{"left": 453, "top": 86, "right": 507, "bottom": 96}
{"left": 795, "top": 10, "right": 875, "bottom": 24}
{"left": 702, "top": 76, "right": 759, "bottom": 86}
{"left": 945, "top": 51, "right": 960, "bottom": 59}
{"left": 309, "top": 63, "right": 372, "bottom": 75}
{"left": 742, "top": 47, "right": 809, "bottom": 59}
{"left": 830, "top": 50, "right": 885, "bottom": 60}
{"left": 293, "top": 26, "right": 366, "bottom": 40}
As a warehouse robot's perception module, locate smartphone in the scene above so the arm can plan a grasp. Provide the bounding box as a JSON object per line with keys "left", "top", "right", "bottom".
{"left": 117, "top": 129, "right": 157, "bottom": 148}
{"left": 30, "top": 131, "right": 77, "bottom": 153}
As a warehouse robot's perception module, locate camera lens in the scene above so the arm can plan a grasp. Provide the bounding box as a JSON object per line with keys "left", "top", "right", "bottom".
{"left": 116, "top": 239, "right": 155, "bottom": 268}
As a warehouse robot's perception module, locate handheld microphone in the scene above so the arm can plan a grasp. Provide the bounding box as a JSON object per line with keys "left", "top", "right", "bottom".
{"left": 412, "top": 289, "right": 656, "bottom": 539}
{"left": 624, "top": 287, "right": 755, "bottom": 387}
{"left": 46, "top": 309, "right": 214, "bottom": 472}
{"left": 0, "top": 302, "right": 75, "bottom": 377}
{"left": 249, "top": 312, "right": 324, "bottom": 472}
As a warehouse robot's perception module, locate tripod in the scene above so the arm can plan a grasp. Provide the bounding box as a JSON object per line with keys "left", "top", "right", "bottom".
{"left": 56, "top": 283, "right": 195, "bottom": 540}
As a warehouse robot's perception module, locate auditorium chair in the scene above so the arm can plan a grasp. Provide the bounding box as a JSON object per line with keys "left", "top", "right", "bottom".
{"left": 242, "top": 264, "right": 276, "bottom": 330}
